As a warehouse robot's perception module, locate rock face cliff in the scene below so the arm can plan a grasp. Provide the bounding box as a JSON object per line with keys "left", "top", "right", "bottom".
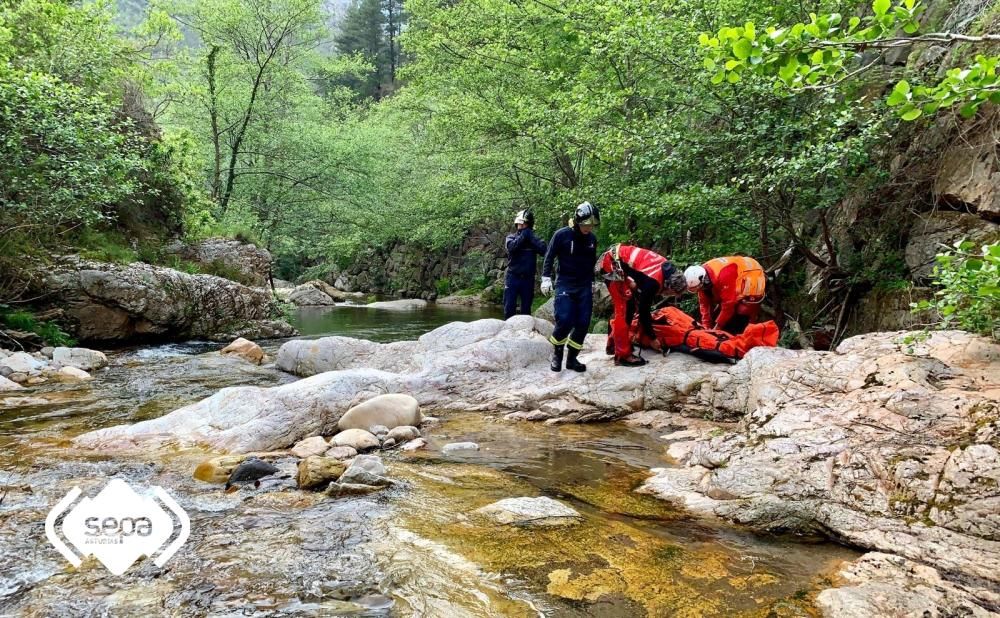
{"left": 35, "top": 257, "right": 296, "bottom": 343}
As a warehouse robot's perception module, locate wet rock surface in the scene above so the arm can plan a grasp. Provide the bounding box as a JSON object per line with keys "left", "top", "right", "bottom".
{"left": 640, "top": 330, "right": 1000, "bottom": 613}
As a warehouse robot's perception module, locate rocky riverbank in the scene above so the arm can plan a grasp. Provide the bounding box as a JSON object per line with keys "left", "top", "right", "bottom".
{"left": 71, "top": 319, "right": 999, "bottom": 615}
{"left": 26, "top": 256, "right": 296, "bottom": 343}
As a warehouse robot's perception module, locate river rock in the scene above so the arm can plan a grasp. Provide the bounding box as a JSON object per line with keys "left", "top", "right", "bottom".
{"left": 193, "top": 452, "right": 287, "bottom": 484}
{"left": 387, "top": 426, "right": 420, "bottom": 442}
{"left": 297, "top": 456, "right": 346, "bottom": 490}
{"left": 40, "top": 347, "right": 54, "bottom": 359}
{"left": 290, "top": 436, "right": 330, "bottom": 459}
{"left": 366, "top": 299, "right": 427, "bottom": 311}
{"left": 75, "top": 315, "right": 726, "bottom": 452}
{"left": 369, "top": 424, "right": 389, "bottom": 436}
{"left": 7, "top": 373, "right": 28, "bottom": 384}
{"left": 0, "top": 376, "right": 25, "bottom": 391}
{"left": 442, "top": 442, "right": 479, "bottom": 454}
{"left": 325, "top": 446, "right": 358, "bottom": 459}
{"left": 338, "top": 394, "right": 422, "bottom": 431}
{"left": 57, "top": 366, "right": 94, "bottom": 381}
{"left": 220, "top": 337, "right": 266, "bottom": 365}
{"left": 33, "top": 257, "right": 296, "bottom": 343}
{"left": 52, "top": 347, "right": 108, "bottom": 371}
{"left": 331, "top": 428, "right": 380, "bottom": 452}
{"left": 288, "top": 283, "right": 336, "bottom": 306}
{"left": 474, "top": 497, "right": 581, "bottom": 527}
{"left": 342, "top": 454, "right": 386, "bottom": 478}
{"left": 0, "top": 352, "right": 44, "bottom": 374}
{"left": 381, "top": 437, "right": 396, "bottom": 449}
{"left": 815, "top": 552, "right": 995, "bottom": 618}
{"left": 339, "top": 455, "right": 392, "bottom": 487}
{"left": 325, "top": 482, "right": 382, "bottom": 496}
{"left": 400, "top": 438, "right": 427, "bottom": 452}
{"left": 639, "top": 330, "right": 1000, "bottom": 606}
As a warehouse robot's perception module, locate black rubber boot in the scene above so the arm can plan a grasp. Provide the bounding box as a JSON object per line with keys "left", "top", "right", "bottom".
{"left": 565, "top": 347, "right": 587, "bottom": 372}
{"left": 614, "top": 354, "right": 647, "bottom": 367}
{"left": 550, "top": 344, "right": 565, "bottom": 372}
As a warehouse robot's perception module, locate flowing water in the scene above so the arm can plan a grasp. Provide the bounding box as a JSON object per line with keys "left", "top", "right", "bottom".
{"left": 0, "top": 306, "right": 857, "bottom": 617}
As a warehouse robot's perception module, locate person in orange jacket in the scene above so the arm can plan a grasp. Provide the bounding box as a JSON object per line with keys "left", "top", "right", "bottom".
{"left": 597, "top": 244, "right": 688, "bottom": 366}
{"left": 684, "top": 256, "right": 766, "bottom": 334}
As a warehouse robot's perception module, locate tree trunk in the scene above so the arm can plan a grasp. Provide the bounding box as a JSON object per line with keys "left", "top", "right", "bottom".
{"left": 207, "top": 45, "right": 222, "bottom": 201}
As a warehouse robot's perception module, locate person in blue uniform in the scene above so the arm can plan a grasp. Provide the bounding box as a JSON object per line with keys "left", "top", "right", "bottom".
{"left": 540, "top": 202, "right": 600, "bottom": 373}
{"left": 503, "top": 209, "right": 547, "bottom": 319}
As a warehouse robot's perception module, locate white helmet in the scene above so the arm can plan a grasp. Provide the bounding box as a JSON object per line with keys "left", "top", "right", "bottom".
{"left": 513, "top": 209, "right": 534, "bottom": 226}
{"left": 684, "top": 265, "right": 707, "bottom": 291}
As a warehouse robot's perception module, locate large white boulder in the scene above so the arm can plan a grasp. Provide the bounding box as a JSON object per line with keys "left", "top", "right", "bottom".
{"left": 0, "top": 375, "right": 25, "bottom": 391}
{"left": 0, "top": 352, "right": 44, "bottom": 374}
{"left": 338, "top": 394, "right": 421, "bottom": 431}
{"left": 52, "top": 347, "right": 108, "bottom": 371}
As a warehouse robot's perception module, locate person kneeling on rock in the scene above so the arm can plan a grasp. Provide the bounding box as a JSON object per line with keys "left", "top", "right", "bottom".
{"left": 540, "top": 202, "right": 600, "bottom": 373}
{"left": 598, "top": 244, "right": 688, "bottom": 367}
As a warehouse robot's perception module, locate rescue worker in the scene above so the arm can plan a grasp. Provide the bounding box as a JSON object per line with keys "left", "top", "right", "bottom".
{"left": 541, "top": 202, "right": 600, "bottom": 372}
{"left": 597, "top": 244, "right": 688, "bottom": 366}
{"left": 684, "top": 256, "right": 767, "bottom": 335}
{"left": 503, "top": 209, "right": 547, "bottom": 319}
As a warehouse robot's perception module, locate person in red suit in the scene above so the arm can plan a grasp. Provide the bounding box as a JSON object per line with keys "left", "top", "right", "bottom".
{"left": 597, "top": 244, "right": 688, "bottom": 366}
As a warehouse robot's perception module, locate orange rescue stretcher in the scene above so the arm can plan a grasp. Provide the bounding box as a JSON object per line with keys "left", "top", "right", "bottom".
{"left": 626, "top": 306, "right": 780, "bottom": 363}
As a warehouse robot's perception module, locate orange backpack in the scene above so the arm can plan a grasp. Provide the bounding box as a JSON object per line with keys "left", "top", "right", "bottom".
{"left": 704, "top": 256, "right": 766, "bottom": 304}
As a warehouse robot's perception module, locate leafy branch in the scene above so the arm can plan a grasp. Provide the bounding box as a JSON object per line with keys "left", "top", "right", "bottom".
{"left": 700, "top": 0, "right": 1000, "bottom": 120}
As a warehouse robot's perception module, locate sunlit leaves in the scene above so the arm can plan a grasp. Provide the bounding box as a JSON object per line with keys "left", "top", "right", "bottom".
{"left": 694, "top": 0, "right": 1000, "bottom": 122}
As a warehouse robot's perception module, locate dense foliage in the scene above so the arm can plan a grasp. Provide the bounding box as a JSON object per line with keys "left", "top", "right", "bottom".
{"left": 914, "top": 241, "right": 1000, "bottom": 338}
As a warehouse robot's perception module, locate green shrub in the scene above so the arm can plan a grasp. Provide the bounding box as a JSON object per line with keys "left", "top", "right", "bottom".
{"left": 0, "top": 307, "right": 76, "bottom": 346}
{"left": 913, "top": 240, "right": 1000, "bottom": 339}
{"left": 75, "top": 229, "right": 138, "bottom": 264}
{"left": 435, "top": 278, "right": 452, "bottom": 297}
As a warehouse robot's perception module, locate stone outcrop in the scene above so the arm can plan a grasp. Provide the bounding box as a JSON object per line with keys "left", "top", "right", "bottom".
{"left": 33, "top": 257, "right": 296, "bottom": 343}
{"left": 165, "top": 237, "right": 272, "bottom": 287}
{"left": 905, "top": 210, "right": 999, "bottom": 281}
{"left": 639, "top": 330, "right": 1000, "bottom": 613}
{"left": 328, "top": 235, "right": 506, "bottom": 300}
{"left": 934, "top": 107, "right": 1000, "bottom": 221}
{"left": 74, "top": 315, "right": 727, "bottom": 452}
{"left": 816, "top": 552, "right": 996, "bottom": 618}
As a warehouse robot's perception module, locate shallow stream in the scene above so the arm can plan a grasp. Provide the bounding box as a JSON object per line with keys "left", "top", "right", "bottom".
{"left": 0, "top": 304, "right": 856, "bottom": 616}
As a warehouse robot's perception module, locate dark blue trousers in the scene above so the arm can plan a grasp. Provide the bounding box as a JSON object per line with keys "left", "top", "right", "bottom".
{"left": 503, "top": 275, "right": 535, "bottom": 319}
{"left": 550, "top": 284, "right": 593, "bottom": 349}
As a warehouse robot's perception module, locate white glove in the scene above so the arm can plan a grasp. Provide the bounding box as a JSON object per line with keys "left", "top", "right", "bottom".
{"left": 540, "top": 277, "right": 553, "bottom": 296}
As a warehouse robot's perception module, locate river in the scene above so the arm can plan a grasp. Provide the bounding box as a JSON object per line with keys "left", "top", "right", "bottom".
{"left": 0, "top": 304, "right": 857, "bottom": 616}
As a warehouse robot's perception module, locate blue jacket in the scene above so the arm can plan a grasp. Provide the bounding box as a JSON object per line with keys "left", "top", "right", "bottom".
{"left": 505, "top": 228, "right": 548, "bottom": 278}
{"left": 542, "top": 226, "right": 598, "bottom": 288}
